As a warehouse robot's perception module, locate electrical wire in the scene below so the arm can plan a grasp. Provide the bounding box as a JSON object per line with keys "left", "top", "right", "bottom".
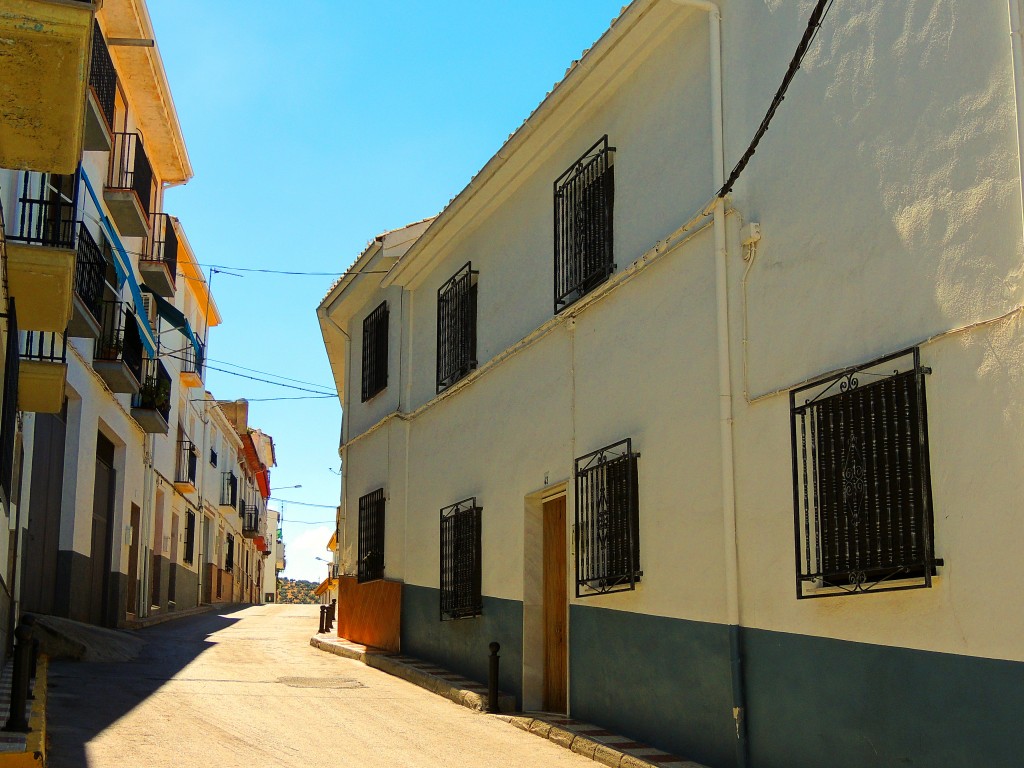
{"left": 270, "top": 497, "right": 337, "bottom": 508}
{"left": 161, "top": 353, "right": 335, "bottom": 395}
{"left": 198, "top": 354, "right": 337, "bottom": 390}
{"left": 717, "top": 0, "right": 836, "bottom": 198}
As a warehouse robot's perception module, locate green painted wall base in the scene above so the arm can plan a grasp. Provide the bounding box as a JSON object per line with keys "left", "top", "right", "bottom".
{"left": 401, "top": 584, "right": 523, "bottom": 704}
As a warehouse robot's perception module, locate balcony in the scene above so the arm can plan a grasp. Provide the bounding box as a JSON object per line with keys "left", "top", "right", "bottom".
{"left": 139, "top": 214, "right": 178, "bottom": 298}
{"left": 179, "top": 336, "right": 204, "bottom": 389}
{"left": 93, "top": 300, "right": 143, "bottom": 394}
{"left": 18, "top": 331, "right": 67, "bottom": 413}
{"left": 83, "top": 21, "right": 114, "bottom": 153}
{"left": 0, "top": 0, "right": 96, "bottom": 173}
{"left": 67, "top": 224, "right": 105, "bottom": 339}
{"left": 241, "top": 506, "right": 265, "bottom": 540}
{"left": 174, "top": 440, "right": 198, "bottom": 494}
{"left": 220, "top": 471, "right": 238, "bottom": 509}
{"left": 105, "top": 132, "right": 153, "bottom": 237}
{"left": 5, "top": 175, "right": 77, "bottom": 332}
{"left": 131, "top": 358, "right": 171, "bottom": 434}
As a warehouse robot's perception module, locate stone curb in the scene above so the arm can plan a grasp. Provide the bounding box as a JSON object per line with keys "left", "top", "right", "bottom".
{"left": 495, "top": 715, "right": 709, "bottom": 768}
{"left": 309, "top": 635, "right": 515, "bottom": 713}
{"left": 124, "top": 603, "right": 217, "bottom": 630}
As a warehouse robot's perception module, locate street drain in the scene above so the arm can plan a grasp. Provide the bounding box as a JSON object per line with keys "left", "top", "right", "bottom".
{"left": 277, "top": 676, "right": 365, "bottom": 689}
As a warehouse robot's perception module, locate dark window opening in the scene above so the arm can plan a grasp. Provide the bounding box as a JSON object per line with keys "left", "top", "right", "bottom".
{"left": 439, "top": 498, "right": 482, "bottom": 620}
{"left": 575, "top": 438, "right": 641, "bottom": 597}
{"left": 361, "top": 301, "right": 389, "bottom": 402}
{"left": 790, "top": 347, "right": 940, "bottom": 598}
{"left": 436, "top": 262, "right": 478, "bottom": 393}
{"left": 357, "top": 488, "right": 386, "bottom": 583}
{"left": 554, "top": 135, "right": 615, "bottom": 313}
{"left": 183, "top": 510, "right": 196, "bottom": 565}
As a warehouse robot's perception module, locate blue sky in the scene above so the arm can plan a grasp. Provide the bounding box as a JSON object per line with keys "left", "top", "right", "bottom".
{"left": 148, "top": 1, "right": 626, "bottom": 581}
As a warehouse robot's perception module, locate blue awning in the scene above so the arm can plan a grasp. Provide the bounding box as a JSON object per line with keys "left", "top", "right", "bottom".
{"left": 141, "top": 285, "right": 204, "bottom": 370}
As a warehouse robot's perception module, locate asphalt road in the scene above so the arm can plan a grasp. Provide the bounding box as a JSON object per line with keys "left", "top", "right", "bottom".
{"left": 46, "top": 604, "right": 594, "bottom": 768}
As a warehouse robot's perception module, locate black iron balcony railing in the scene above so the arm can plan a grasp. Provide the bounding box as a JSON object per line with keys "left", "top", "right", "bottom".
{"left": 181, "top": 336, "right": 204, "bottom": 381}
{"left": 221, "top": 471, "right": 238, "bottom": 507}
{"left": 242, "top": 507, "right": 260, "bottom": 534}
{"left": 74, "top": 224, "right": 105, "bottom": 323}
{"left": 175, "top": 440, "right": 198, "bottom": 487}
{"left": 8, "top": 173, "right": 78, "bottom": 248}
{"left": 108, "top": 132, "right": 153, "bottom": 218}
{"left": 146, "top": 213, "right": 178, "bottom": 275}
{"left": 20, "top": 331, "right": 68, "bottom": 364}
{"left": 132, "top": 358, "right": 171, "bottom": 422}
{"left": 89, "top": 21, "right": 116, "bottom": 131}
{"left": 95, "top": 300, "right": 144, "bottom": 381}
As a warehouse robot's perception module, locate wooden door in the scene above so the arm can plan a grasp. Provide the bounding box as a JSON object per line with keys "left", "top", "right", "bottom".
{"left": 126, "top": 504, "right": 140, "bottom": 615}
{"left": 543, "top": 496, "right": 567, "bottom": 712}
{"left": 89, "top": 436, "right": 116, "bottom": 626}
{"left": 22, "top": 410, "right": 66, "bottom": 615}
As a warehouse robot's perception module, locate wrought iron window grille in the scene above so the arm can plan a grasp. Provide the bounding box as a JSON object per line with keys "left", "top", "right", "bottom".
{"left": 574, "top": 438, "right": 641, "bottom": 597}
{"left": 439, "top": 498, "right": 483, "bottom": 621}
{"left": 436, "top": 262, "right": 478, "bottom": 393}
{"left": 89, "top": 21, "right": 116, "bottom": 131}
{"left": 361, "top": 301, "right": 389, "bottom": 402}
{"left": 790, "top": 347, "right": 940, "bottom": 599}
{"left": 554, "top": 135, "right": 616, "bottom": 314}
{"left": 183, "top": 510, "right": 196, "bottom": 565}
{"left": 225, "top": 534, "right": 234, "bottom": 572}
{"left": 357, "top": 488, "right": 386, "bottom": 583}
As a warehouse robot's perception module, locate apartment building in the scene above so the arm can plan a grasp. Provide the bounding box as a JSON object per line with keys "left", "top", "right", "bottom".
{"left": 318, "top": 2, "right": 1024, "bottom": 767}
{"left": 0, "top": 0, "right": 276, "bottom": 632}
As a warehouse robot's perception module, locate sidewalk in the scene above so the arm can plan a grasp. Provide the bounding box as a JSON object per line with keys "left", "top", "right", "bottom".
{"left": 0, "top": 655, "right": 48, "bottom": 768}
{"left": 310, "top": 632, "right": 708, "bottom": 768}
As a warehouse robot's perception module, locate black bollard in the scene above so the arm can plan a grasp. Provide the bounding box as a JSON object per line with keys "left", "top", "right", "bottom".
{"left": 318, "top": 604, "right": 327, "bottom": 634}
{"left": 4, "top": 621, "right": 33, "bottom": 732}
{"left": 487, "top": 642, "right": 500, "bottom": 713}
{"left": 21, "top": 616, "right": 37, "bottom": 700}
{"left": 328, "top": 599, "right": 336, "bottom": 631}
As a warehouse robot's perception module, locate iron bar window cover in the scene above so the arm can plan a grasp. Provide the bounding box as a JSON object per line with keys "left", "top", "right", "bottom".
{"left": 108, "top": 132, "right": 153, "bottom": 217}
{"left": 554, "top": 135, "right": 615, "bottom": 314}
{"left": 225, "top": 534, "right": 234, "bottom": 572}
{"left": 89, "top": 21, "right": 116, "bottom": 131}
{"left": 436, "top": 262, "right": 478, "bottom": 393}
{"left": 361, "top": 301, "right": 389, "bottom": 402}
{"left": 176, "top": 440, "right": 197, "bottom": 485}
{"left": 575, "top": 438, "right": 641, "bottom": 597}
{"left": 439, "top": 498, "right": 482, "bottom": 620}
{"left": 221, "top": 471, "right": 238, "bottom": 507}
{"left": 183, "top": 510, "right": 196, "bottom": 564}
{"left": 75, "top": 224, "right": 106, "bottom": 325}
{"left": 0, "top": 300, "right": 18, "bottom": 505}
{"left": 357, "top": 488, "right": 386, "bottom": 583}
{"left": 790, "top": 347, "right": 939, "bottom": 598}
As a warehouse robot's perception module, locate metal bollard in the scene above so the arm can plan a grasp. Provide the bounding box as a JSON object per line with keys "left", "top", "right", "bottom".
{"left": 3, "top": 620, "right": 33, "bottom": 732}
{"left": 318, "top": 604, "right": 327, "bottom": 634}
{"left": 328, "top": 599, "right": 336, "bottom": 631}
{"left": 487, "top": 641, "right": 500, "bottom": 713}
{"left": 21, "top": 616, "right": 37, "bottom": 700}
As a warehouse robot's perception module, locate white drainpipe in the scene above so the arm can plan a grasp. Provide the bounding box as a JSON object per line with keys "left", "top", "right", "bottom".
{"left": 1008, "top": 0, "right": 1024, "bottom": 229}
{"left": 666, "top": 3, "right": 746, "bottom": 766}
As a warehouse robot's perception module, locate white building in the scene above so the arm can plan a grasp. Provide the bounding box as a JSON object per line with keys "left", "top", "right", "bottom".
{"left": 318, "top": 2, "right": 1024, "bottom": 767}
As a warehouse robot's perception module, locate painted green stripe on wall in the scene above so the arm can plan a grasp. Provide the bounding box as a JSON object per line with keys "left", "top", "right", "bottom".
{"left": 569, "top": 604, "right": 737, "bottom": 768}
{"left": 743, "top": 627, "right": 1024, "bottom": 768}
{"left": 401, "top": 584, "right": 523, "bottom": 704}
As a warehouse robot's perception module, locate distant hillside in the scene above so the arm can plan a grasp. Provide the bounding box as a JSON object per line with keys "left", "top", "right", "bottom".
{"left": 277, "top": 577, "right": 319, "bottom": 604}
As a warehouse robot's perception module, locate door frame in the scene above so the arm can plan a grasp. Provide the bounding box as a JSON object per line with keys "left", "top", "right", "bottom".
{"left": 522, "top": 481, "right": 569, "bottom": 712}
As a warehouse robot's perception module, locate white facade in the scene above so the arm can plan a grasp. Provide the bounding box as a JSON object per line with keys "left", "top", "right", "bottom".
{"left": 319, "top": 3, "right": 1024, "bottom": 767}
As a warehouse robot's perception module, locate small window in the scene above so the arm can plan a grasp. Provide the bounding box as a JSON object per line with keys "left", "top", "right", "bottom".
{"left": 436, "top": 262, "right": 478, "bottom": 393}
{"left": 554, "top": 135, "right": 615, "bottom": 314}
{"left": 358, "top": 488, "right": 386, "bottom": 583}
{"left": 183, "top": 510, "right": 196, "bottom": 564}
{"left": 439, "top": 497, "right": 482, "bottom": 620}
{"left": 210, "top": 447, "right": 218, "bottom": 467}
{"left": 575, "top": 438, "right": 641, "bottom": 597}
{"left": 790, "top": 347, "right": 939, "bottom": 598}
{"left": 361, "top": 301, "right": 389, "bottom": 402}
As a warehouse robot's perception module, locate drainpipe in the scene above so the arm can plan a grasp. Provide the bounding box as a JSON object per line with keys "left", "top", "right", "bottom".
{"left": 321, "top": 310, "right": 351, "bottom": 572}
{"left": 666, "top": 3, "right": 747, "bottom": 766}
{"left": 1009, "top": 0, "right": 1024, "bottom": 230}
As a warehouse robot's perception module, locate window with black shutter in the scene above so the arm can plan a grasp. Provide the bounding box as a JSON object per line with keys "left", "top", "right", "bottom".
{"left": 575, "top": 438, "right": 641, "bottom": 597}
{"left": 183, "top": 510, "right": 196, "bottom": 564}
{"left": 554, "top": 136, "right": 615, "bottom": 314}
{"left": 790, "top": 347, "right": 941, "bottom": 598}
{"left": 361, "top": 301, "right": 389, "bottom": 402}
{"left": 436, "top": 262, "right": 478, "bottom": 393}
{"left": 358, "top": 488, "right": 386, "bottom": 583}
{"left": 439, "top": 498, "right": 482, "bottom": 620}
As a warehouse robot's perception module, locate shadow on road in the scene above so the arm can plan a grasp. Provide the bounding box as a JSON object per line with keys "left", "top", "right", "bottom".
{"left": 45, "top": 606, "right": 255, "bottom": 768}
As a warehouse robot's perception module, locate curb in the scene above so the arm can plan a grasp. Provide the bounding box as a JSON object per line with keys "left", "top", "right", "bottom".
{"left": 124, "top": 603, "right": 217, "bottom": 630}
{"left": 309, "top": 635, "right": 515, "bottom": 713}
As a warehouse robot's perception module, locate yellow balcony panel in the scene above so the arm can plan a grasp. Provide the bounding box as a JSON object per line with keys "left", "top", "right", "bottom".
{"left": 0, "top": 0, "right": 95, "bottom": 174}
{"left": 6, "top": 242, "right": 74, "bottom": 332}
{"left": 18, "top": 358, "right": 67, "bottom": 413}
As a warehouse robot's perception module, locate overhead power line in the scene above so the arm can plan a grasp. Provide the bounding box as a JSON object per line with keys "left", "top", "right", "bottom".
{"left": 717, "top": 0, "right": 836, "bottom": 198}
